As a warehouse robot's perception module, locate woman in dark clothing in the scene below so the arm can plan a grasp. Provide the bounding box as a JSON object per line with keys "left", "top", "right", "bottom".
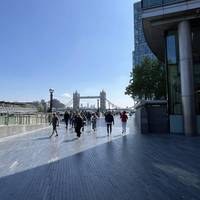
{"left": 74, "top": 114, "right": 84, "bottom": 138}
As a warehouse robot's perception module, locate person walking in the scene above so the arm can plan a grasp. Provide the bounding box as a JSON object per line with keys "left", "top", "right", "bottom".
{"left": 69, "top": 111, "right": 74, "bottom": 128}
{"left": 49, "top": 113, "right": 59, "bottom": 137}
{"left": 80, "top": 112, "right": 87, "bottom": 132}
{"left": 120, "top": 111, "right": 128, "bottom": 134}
{"left": 105, "top": 111, "right": 114, "bottom": 135}
{"left": 86, "top": 112, "right": 92, "bottom": 126}
{"left": 64, "top": 111, "right": 70, "bottom": 129}
{"left": 91, "top": 113, "right": 97, "bottom": 132}
{"left": 74, "top": 114, "right": 84, "bottom": 138}
{"left": 70, "top": 113, "right": 75, "bottom": 129}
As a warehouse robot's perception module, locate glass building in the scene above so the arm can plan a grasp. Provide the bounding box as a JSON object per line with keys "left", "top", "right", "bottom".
{"left": 141, "top": 0, "right": 200, "bottom": 135}
{"left": 133, "top": 2, "right": 155, "bottom": 67}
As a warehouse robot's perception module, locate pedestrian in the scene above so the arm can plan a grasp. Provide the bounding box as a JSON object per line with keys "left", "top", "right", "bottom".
{"left": 56, "top": 112, "right": 60, "bottom": 127}
{"left": 105, "top": 111, "right": 114, "bottom": 135}
{"left": 86, "top": 112, "right": 92, "bottom": 126}
{"left": 91, "top": 113, "right": 97, "bottom": 132}
{"left": 70, "top": 113, "right": 75, "bottom": 129}
{"left": 74, "top": 113, "right": 84, "bottom": 138}
{"left": 49, "top": 113, "right": 59, "bottom": 137}
{"left": 81, "top": 112, "right": 87, "bottom": 132}
{"left": 69, "top": 111, "right": 73, "bottom": 127}
{"left": 64, "top": 111, "right": 70, "bottom": 129}
{"left": 120, "top": 111, "right": 128, "bottom": 134}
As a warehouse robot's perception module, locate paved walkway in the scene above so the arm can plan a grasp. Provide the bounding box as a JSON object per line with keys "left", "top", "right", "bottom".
{"left": 0, "top": 116, "right": 200, "bottom": 200}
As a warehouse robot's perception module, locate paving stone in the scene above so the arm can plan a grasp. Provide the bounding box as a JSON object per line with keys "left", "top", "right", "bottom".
{"left": 0, "top": 116, "right": 199, "bottom": 200}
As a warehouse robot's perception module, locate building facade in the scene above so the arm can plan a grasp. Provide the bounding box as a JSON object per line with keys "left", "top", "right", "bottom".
{"left": 133, "top": 1, "right": 155, "bottom": 67}
{"left": 141, "top": 0, "right": 200, "bottom": 135}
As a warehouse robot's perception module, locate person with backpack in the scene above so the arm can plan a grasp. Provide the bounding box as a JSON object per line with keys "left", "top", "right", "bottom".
{"left": 120, "top": 111, "right": 128, "bottom": 134}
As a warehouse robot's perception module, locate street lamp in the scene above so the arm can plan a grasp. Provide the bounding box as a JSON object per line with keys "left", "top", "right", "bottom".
{"left": 49, "top": 88, "right": 54, "bottom": 113}
{"left": 97, "top": 99, "right": 100, "bottom": 113}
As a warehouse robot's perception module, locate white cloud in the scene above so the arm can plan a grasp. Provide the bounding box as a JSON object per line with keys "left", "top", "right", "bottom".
{"left": 53, "top": 92, "right": 72, "bottom": 105}
{"left": 62, "top": 93, "right": 71, "bottom": 98}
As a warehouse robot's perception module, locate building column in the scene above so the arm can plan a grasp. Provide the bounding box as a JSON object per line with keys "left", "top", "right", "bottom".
{"left": 178, "top": 20, "right": 196, "bottom": 136}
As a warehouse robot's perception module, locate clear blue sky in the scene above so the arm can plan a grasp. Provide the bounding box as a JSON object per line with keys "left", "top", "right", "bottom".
{"left": 0, "top": 0, "right": 136, "bottom": 107}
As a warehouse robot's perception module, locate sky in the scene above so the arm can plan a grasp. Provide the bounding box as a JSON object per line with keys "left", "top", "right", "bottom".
{"left": 0, "top": 0, "right": 137, "bottom": 107}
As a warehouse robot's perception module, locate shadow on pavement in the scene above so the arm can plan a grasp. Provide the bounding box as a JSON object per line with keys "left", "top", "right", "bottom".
{"left": 63, "top": 138, "right": 78, "bottom": 143}
{"left": 96, "top": 136, "right": 107, "bottom": 139}
{"left": 33, "top": 136, "right": 50, "bottom": 141}
{"left": 0, "top": 134, "right": 200, "bottom": 200}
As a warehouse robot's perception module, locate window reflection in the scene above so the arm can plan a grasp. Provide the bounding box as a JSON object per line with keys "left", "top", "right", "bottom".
{"left": 168, "top": 64, "right": 182, "bottom": 114}
{"left": 142, "top": 0, "right": 187, "bottom": 9}
{"left": 192, "top": 27, "right": 200, "bottom": 114}
{"left": 166, "top": 32, "right": 182, "bottom": 114}
{"left": 167, "top": 35, "right": 177, "bottom": 64}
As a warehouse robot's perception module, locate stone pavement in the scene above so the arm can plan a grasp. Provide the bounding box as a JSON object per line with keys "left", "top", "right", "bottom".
{"left": 0, "top": 116, "right": 200, "bottom": 200}
{"left": 0, "top": 124, "right": 49, "bottom": 139}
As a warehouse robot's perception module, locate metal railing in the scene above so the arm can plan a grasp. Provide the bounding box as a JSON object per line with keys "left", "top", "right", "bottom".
{"left": 0, "top": 113, "right": 50, "bottom": 126}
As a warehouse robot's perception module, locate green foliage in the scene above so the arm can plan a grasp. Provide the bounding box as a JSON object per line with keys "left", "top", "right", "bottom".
{"left": 52, "top": 99, "right": 66, "bottom": 109}
{"left": 125, "top": 57, "right": 166, "bottom": 100}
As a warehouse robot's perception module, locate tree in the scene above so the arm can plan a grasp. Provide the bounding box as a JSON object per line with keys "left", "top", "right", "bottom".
{"left": 31, "top": 100, "right": 47, "bottom": 112}
{"left": 52, "top": 99, "right": 66, "bottom": 109}
{"left": 125, "top": 57, "right": 166, "bottom": 100}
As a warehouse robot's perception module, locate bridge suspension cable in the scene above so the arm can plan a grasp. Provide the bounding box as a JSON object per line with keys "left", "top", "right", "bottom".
{"left": 106, "top": 99, "right": 122, "bottom": 109}
{"left": 65, "top": 99, "right": 73, "bottom": 107}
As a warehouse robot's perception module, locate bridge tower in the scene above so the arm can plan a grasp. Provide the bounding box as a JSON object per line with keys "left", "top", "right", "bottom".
{"left": 100, "top": 90, "right": 106, "bottom": 112}
{"left": 73, "top": 91, "right": 80, "bottom": 111}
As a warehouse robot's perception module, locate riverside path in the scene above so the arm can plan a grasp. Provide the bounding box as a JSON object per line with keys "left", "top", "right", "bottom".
{"left": 0, "top": 116, "right": 200, "bottom": 200}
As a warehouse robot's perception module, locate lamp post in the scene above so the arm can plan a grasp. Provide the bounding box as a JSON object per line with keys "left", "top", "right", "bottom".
{"left": 97, "top": 99, "right": 100, "bottom": 113}
{"left": 49, "top": 88, "right": 54, "bottom": 113}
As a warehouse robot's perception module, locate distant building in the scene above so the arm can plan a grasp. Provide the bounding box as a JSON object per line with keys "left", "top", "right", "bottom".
{"left": 133, "top": 1, "right": 155, "bottom": 67}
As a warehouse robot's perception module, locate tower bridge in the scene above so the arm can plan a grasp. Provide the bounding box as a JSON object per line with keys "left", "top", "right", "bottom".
{"left": 63, "top": 90, "right": 133, "bottom": 112}
{"left": 73, "top": 90, "right": 106, "bottom": 111}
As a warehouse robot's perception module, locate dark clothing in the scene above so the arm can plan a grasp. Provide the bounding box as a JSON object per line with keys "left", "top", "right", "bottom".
{"left": 64, "top": 112, "right": 70, "bottom": 128}
{"left": 107, "top": 124, "right": 112, "bottom": 134}
{"left": 120, "top": 113, "right": 128, "bottom": 122}
{"left": 75, "top": 127, "right": 81, "bottom": 137}
{"left": 86, "top": 112, "right": 92, "bottom": 125}
{"left": 74, "top": 116, "right": 83, "bottom": 137}
{"left": 105, "top": 114, "right": 114, "bottom": 124}
{"left": 52, "top": 116, "right": 58, "bottom": 126}
{"left": 64, "top": 112, "right": 70, "bottom": 121}
{"left": 105, "top": 113, "right": 114, "bottom": 134}
{"left": 91, "top": 115, "right": 97, "bottom": 131}
{"left": 50, "top": 115, "right": 59, "bottom": 137}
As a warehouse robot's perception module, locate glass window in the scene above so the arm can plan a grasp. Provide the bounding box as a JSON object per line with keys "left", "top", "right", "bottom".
{"left": 142, "top": 0, "right": 186, "bottom": 9}
{"left": 194, "top": 62, "right": 200, "bottom": 114}
{"left": 163, "top": 0, "right": 185, "bottom": 4}
{"left": 142, "top": 0, "right": 162, "bottom": 9}
{"left": 166, "top": 32, "right": 182, "bottom": 114}
{"left": 192, "top": 27, "right": 200, "bottom": 114}
{"left": 166, "top": 35, "right": 177, "bottom": 64}
{"left": 168, "top": 64, "right": 182, "bottom": 114}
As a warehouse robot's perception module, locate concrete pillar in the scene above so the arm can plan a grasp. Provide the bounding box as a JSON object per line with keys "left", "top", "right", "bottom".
{"left": 178, "top": 20, "right": 196, "bottom": 136}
